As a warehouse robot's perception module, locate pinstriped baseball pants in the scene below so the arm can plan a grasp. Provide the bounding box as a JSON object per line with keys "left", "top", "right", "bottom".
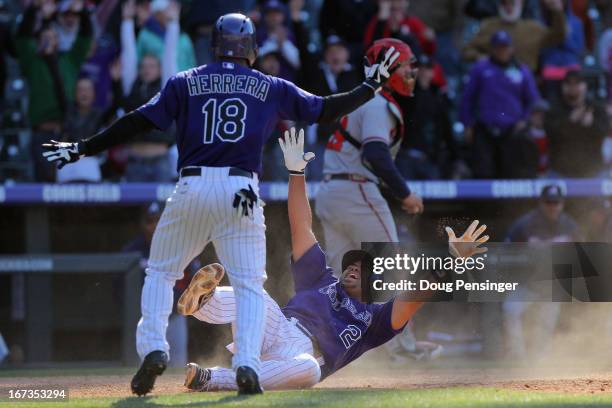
{"left": 136, "top": 167, "right": 267, "bottom": 375}
{"left": 194, "top": 287, "right": 321, "bottom": 390}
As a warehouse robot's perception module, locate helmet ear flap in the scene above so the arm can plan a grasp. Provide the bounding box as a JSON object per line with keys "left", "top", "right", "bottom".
{"left": 249, "top": 46, "right": 259, "bottom": 67}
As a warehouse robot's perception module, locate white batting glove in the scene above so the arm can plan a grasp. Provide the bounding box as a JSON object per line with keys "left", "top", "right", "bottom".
{"left": 278, "top": 127, "right": 315, "bottom": 175}
{"left": 446, "top": 220, "right": 489, "bottom": 259}
{"left": 363, "top": 46, "right": 401, "bottom": 93}
{"left": 42, "top": 140, "right": 82, "bottom": 169}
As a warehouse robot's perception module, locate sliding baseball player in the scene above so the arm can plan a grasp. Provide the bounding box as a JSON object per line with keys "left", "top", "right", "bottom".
{"left": 178, "top": 129, "right": 488, "bottom": 391}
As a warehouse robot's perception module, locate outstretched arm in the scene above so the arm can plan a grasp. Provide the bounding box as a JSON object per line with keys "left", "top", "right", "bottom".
{"left": 317, "top": 47, "right": 400, "bottom": 123}
{"left": 42, "top": 111, "right": 156, "bottom": 168}
{"left": 280, "top": 128, "right": 317, "bottom": 261}
{"left": 390, "top": 220, "right": 489, "bottom": 330}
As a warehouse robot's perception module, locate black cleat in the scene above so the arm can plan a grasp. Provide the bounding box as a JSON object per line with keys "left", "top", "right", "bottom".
{"left": 236, "top": 366, "right": 263, "bottom": 395}
{"left": 131, "top": 350, "right": 168, "bottom": 396}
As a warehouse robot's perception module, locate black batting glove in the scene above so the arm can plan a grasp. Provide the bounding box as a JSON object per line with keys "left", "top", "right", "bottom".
{"left": 42, "top": 140, "right": 83, "bottom": 169}
{"left": 363, "top": 46, "right": 401, "bottom": 93}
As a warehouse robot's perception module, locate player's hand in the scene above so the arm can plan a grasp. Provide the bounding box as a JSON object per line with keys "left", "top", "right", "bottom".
{"left": 122, "top": 0, "right": 136, "bottom": 20}
{"left": 401, "top": 193, "right": 424, "bottom": 214}
{"left": 446, "top": 220, "right": 489, "bottom": 258}
{"left": 165, "top": 0, "right": 180, "bottom": 22}
{"left": 363, "top": 46, "right": 401, "bottom": 93}
{"left": 278, "top": 127, "right": 315, "bottom": 175}
{"left": 41, "top": 140, "right": 82, "bottom": 169}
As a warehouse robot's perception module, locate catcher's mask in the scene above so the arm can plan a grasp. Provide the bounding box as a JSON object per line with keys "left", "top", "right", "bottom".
{"left": 365, "top": 38, "right": 417, "bottom": 96}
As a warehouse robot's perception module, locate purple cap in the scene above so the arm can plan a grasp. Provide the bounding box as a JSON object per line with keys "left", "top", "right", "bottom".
{"left": 540, "top": 185, "right": 564, "bottom": 202}
{"left": 263, "top": 0, "right": 287, "bottom": 13}
{"left": 491, "top": 30, "right": 512, "bottom": 47}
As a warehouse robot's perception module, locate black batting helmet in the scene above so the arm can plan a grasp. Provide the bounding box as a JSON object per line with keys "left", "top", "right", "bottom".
{"left": 212, "top": 13, "right": 258, "bottom": 66}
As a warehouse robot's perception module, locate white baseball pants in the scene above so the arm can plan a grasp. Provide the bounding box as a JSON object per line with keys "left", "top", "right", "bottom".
{"left": 136, "top": 167, "right": 267, "bottom": 374}
{"left": 315, "top": 180, "right": 399, "bottom": 275}
{"left": 193, "top": 286, "right": 321, "bottom": 390}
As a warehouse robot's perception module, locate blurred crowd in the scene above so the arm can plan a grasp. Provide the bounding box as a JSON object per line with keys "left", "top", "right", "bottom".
{"left": 0, "top": 0, "right": 611, "bottom": 183}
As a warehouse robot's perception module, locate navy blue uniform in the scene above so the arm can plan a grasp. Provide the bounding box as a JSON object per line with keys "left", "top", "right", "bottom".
{"left": 137, "top": 61, "right": 323, "bottom": 174}
{"left": 283, "top": 243, "right": 403, "bottom": 379}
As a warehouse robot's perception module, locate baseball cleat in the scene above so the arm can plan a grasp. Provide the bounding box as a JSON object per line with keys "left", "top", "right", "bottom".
{"left": 184, "top": 362, "right": 212, "bottom": 391}
{"left": 130, "top": 350, "right": 168, "bottom": 396}
{"left": 177, "top": 263, "right": 225, "bottom": 315}
{"left": 236, "top": 366, "right": 263, "bottom": 395}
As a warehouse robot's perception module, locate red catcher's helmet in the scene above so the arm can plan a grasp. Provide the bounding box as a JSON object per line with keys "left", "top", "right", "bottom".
{"left": 366, "top": 38, "right": 416, "bottom": 96}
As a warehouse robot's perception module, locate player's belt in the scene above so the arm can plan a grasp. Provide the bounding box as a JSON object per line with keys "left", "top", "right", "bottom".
{"left": 180, "top": 167, "right": 253, "bottom": 178}
{"left": 324, "top": 173, "right": 376, "bottom": 183}
{"left": 293, "top": 319, "right": 324, "bottom": 361}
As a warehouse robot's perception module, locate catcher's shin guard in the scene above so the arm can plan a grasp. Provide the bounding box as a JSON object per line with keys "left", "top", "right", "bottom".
{"left": 177, "top": 263, "right": 225, "bottom": 315}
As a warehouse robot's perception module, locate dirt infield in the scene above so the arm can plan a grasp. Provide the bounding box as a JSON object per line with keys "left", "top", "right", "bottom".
{"left": 2, "top": 365, "right": 611, "bottom": 398}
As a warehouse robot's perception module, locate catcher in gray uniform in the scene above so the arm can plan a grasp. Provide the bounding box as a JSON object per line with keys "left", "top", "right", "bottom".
{"left": 315, "top": 38, "right": 424, "bottom": 274}
{"left": 315, "top": 38, "right": 428, "bottom": 362}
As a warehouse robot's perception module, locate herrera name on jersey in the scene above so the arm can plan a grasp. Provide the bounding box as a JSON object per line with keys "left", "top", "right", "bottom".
{"left": 186, "top": 72, "right": 271, "bottom": 102}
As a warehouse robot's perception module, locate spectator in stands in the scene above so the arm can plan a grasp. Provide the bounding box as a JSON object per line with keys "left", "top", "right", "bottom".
{"left": 545, "top": 70, "right": 609, "bottom": 177}
{"left": 294, "top": 18, "right": 361, "bottom": 176}
{"left": 364, "top": 0, "right": 436, "bottom": 56}
{"left": 503, "top": 185, "right": 582, "bottom": 360}
{"left": 54, "top": 0, "right": 86, "bottom": 52}
{"left": 114, "top": 0, "right": 176, "bottom": 182}
{"left": 256, "top": 0, "right": 301, "bottom": 81}
{"left": 509, "top": 99, "right": 551, "bottom": 178}
{"left": 539, "top": 0, "right": 585, "bottom": 99}
{"left": 408, "top": 0, "right": 464, "bottom": 78}
{"left": 319, "top": 0, "right": 377, "bottom": 63}
{"left": 364, "top": 0, "right": 447, "bottom": 88}
{"left": 16, "top": 0, "right": 92, "bottom": 181}
{"left": 123, "top": 202, "right": 199, "bottom": 368}
{"left": 462, "top": 0, "right": 567, "bottom": 72}
{"left": 56, "top": 77, "right": 103, "bottom": 183}
{"left": 79, "top": 0, "right": 126, "bottom": 110}
{"left": 595, "top": 0, "right": 612, "bottom": 32}
{"left": 253, "top": 48, "right": 292, "bottom": 181}
{"left": 599, "top": 28, "right": 612, "bottom": 101}
{"left": 396, "top": 55, "right": 457, "bottom": 180}
{"left": 80, "top": 32, "right": 119, "bottom": 110}
{"left": 137, "top": 0, "right": 195, "bottom": 73}
{"left": 296, "top": 35, "right": 361, "bottom": 97}
{"left": 570, "top": 0, "right": 594, "bottom": 51}
{"left": 460, "top": 31, "right": 540, "bottom": 178}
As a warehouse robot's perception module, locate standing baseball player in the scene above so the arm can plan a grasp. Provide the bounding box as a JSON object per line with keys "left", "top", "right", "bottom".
{"left": 41, "top": 13, "right": 404, "bottom": 396}
{"left": 314, "top": 38, "right": 424, "bottom": 276}
{"left": 179, "top": 129, "right": 488, "bottom": 391}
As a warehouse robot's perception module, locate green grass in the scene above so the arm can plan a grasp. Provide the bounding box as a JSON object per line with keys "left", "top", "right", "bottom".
{"left": 0, "top": 388, "right": 610, "bottom": 408}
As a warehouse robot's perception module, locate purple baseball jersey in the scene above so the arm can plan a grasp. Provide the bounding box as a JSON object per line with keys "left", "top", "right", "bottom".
{"left": 137, "top": 62, "right": 323, "bottom": 174}
{"left": 282, "top": 243, "right": 403, "bottom": 379}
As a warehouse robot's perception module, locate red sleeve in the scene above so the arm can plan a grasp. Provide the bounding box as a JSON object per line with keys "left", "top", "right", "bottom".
{"left": 432, "top": 63, "right": 447, "bottom": 89}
